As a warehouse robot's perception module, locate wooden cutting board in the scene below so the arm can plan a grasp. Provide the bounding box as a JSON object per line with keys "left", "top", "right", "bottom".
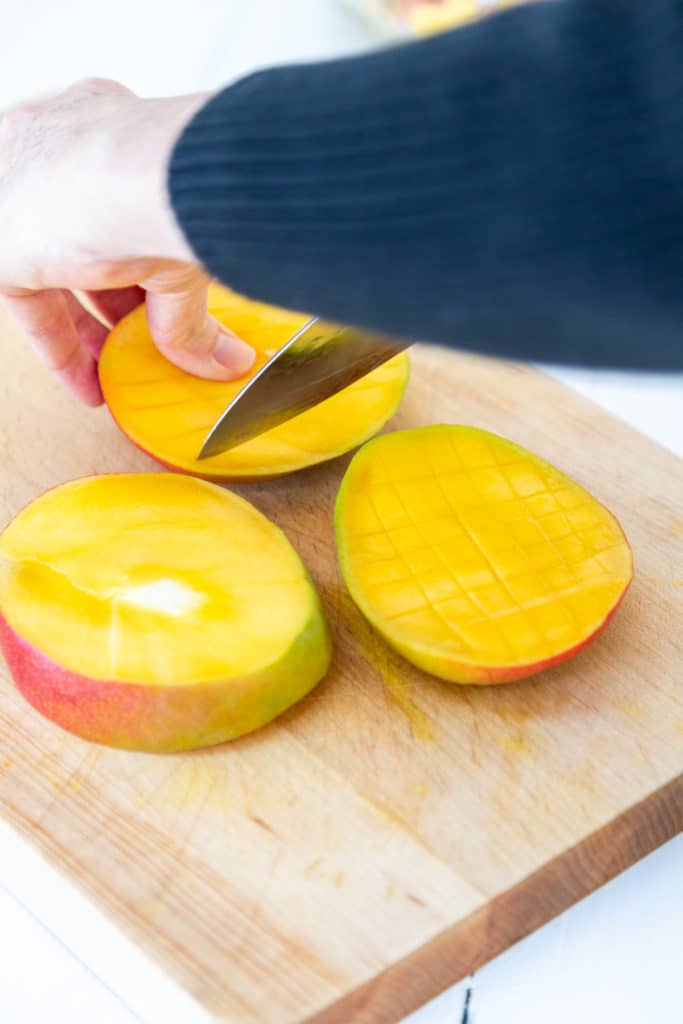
{"left": 0, "top": 307, "right": 681, "bottom": 1024}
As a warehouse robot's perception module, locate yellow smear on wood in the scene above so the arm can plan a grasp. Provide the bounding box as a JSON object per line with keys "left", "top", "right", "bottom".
{"left": 617, "top": 699, "right": 642, "bottom": 721}
{"left": 501, "top": 735, "right": 530, "bottom": 756}
{"left": 136, "top": 760, "right": 229, "bottom": 811}
{"left": 338, "top": 588, "right": 434, "bottom": 741}
{"left": 382, "top": 662, "right": 435, "bottom": 742}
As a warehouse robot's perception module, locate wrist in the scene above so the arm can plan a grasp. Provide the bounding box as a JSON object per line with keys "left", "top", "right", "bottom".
{"left": 112, "top": 92, "right": 211, "bottom": 263}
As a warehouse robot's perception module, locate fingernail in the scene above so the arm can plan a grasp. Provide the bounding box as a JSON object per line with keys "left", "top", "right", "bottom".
{"left": 213, "top": 329, "right": 255, "bottom": 377}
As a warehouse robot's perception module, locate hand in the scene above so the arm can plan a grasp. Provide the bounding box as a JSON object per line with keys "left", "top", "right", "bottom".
{"left": 0, "top": 79, "right": 255, "bottom": 405}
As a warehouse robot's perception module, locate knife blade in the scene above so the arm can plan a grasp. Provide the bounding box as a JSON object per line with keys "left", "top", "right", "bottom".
{"left": 197, "top": 317, "right": 412, "bottom": 459}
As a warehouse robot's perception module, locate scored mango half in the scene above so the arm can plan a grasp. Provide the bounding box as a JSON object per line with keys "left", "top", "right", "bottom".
{"left": 335, "top": 426, "right": 633, "bottom": 684}
{"left": 0, "top": 474, "right": 331, "bottom": 751}
{"left": 99, "top": 285, "right": 409, "bottom": 481}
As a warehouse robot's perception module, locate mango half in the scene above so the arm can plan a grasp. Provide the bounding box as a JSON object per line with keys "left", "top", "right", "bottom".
{"left": 99, "top": 285, "right": 409, "bottom": 481}
{"left": 335, "top": 426, "right": 633, "bottom": 684}
{"left": 0, "top": 474, "right": 331, "bottom": 751}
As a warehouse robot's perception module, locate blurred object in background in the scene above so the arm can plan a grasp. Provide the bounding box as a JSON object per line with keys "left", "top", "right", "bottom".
{"left": 342, "top": 0, "right": 529, "bottom": 35}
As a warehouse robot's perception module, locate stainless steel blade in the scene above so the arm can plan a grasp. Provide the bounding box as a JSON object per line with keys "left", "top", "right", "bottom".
{"left": 197, "top": 317, "right": 411, "bottom": 459}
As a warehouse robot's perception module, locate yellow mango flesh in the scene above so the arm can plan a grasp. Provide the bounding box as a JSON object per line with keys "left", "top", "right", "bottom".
{"left": 406, "top": 0, "right": 527, "bottom": 35}
{"left": 335, "top": 426, "right": 633, "bottom": 683}
{"left": 0, "top": 475, "right": 331, "bottom": 750}
{"left": 99, "top": 285, "right": 409, "bottom": 480}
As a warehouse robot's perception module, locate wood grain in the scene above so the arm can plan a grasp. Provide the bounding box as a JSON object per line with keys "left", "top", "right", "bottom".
{"left": 0, "top": 311, "right": 681, "bottom": 1024}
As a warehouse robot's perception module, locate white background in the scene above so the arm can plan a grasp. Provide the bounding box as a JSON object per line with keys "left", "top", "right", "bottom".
{"left": 1, "top": 2, "right": 682, "bottom": 1022}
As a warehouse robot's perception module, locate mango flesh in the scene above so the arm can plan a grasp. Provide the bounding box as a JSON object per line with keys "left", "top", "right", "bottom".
{"left": 0, "top": 474, "right": 331, "bottom": 751}
{"left": 99, "top": 284, "right": 409, "bottom": 481}
{"left": 403, "top": 0, "right": 527, "bottom": 35}
{"left": 335, "top": 426, "right": 633, "bottom": 684}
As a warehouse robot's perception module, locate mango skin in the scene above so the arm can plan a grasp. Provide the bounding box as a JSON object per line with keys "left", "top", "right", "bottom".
{"left": 0, "top": 602, "right": 330, "bottom": 753}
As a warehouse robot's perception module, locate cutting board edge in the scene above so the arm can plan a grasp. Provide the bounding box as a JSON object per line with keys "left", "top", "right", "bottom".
{"left": 305, "top": 770, "right": 683, "bottom": 1024}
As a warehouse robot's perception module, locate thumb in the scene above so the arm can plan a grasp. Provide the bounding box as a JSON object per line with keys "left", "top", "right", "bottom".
{"left": 144, "top": 270, "right": 255, "bottom": 380}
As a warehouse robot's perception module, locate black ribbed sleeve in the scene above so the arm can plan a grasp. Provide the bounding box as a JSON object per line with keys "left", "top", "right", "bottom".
{"left": 170, "top": 0, "right": 683, "bottom": 370}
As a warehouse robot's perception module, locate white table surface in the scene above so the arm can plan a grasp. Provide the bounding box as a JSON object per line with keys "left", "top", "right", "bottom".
{"left": 1, "top": 2, "right": 681, "bottom": 1022}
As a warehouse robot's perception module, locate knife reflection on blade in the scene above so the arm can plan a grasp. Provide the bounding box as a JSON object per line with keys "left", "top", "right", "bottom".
{"left": 197, "top": 317, "right": 412, "bottom": 460}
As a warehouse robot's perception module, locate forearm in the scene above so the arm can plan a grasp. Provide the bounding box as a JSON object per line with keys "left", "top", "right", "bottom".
{"left": 170, "top": 0, "right": 683, "bottom": 370}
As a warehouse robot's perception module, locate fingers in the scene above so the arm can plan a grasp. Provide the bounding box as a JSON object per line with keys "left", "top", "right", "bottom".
{"left": 63, "top": 291, "right": 110, "bottom": 358}
{"left": 144, "top": 270, "right": 255, "bottom": 381}
{"left": 0, "top": 268, "right": 255, "bottom": 407}
{"left": 1, "top": 290, "right": 103, "bottom": 406}
{"left": 85, "top": 286, "right": 145, "bottom": 327}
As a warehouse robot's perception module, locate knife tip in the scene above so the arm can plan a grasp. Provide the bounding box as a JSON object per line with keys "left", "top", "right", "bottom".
{"left": 196, "top": 437, "right": 218, "bottom": 461}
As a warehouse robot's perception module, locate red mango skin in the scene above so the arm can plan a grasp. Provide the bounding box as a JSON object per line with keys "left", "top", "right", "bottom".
{"left": 0, "top": 610, "right": 330, "bottom": 753}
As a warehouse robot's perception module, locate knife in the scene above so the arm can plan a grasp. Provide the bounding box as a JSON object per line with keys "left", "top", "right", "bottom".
{"left": 197, "top": 317, "right": 412, "bottom": 459}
